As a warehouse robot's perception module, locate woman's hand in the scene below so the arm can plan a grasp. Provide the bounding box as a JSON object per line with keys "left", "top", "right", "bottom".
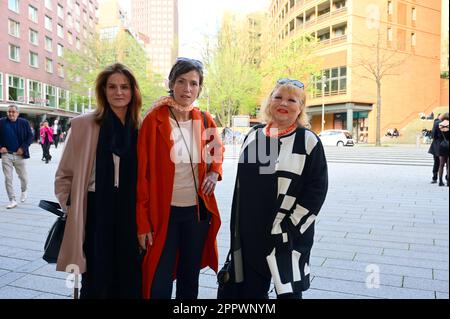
{"left": 138, "top": 232, "right": 153, "bottom": 250}
{"left": 201, "top": 172, "right": 219, "bottom": 196}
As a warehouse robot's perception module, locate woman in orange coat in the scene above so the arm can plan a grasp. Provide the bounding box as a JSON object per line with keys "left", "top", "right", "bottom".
{"left": 137, "top": 57, "right": 223, "bottom": 299}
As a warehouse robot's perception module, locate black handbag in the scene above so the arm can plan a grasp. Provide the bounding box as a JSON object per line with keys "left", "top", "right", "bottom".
{"left": 217, "top": 250, "right": 240, "bottom": 299}
{"left": 39, "top": 200, "right": 66, "bottom": 263}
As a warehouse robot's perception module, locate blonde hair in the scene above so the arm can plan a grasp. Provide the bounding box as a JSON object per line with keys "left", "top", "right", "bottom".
{"left": 260, "top": 83, "right": 310, "bottom": 128}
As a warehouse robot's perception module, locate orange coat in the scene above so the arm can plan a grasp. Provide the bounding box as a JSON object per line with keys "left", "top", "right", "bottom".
{"left": 136, "top": 104, "right": 224, "bottom": 299}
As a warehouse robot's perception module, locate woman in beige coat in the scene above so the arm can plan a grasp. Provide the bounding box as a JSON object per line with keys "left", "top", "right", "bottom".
{"left": 55, "top": 63, "right": 143, "bottom": 298}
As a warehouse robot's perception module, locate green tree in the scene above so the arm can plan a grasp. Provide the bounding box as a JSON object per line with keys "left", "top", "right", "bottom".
{"left": 201, "top": 12, "right": 262, "bottom": 127}
{"left": 261, "top": 33, "right": 320, "bottom": 97}
{"left": 63, "top": 31, "right": 165, "bottom": 114}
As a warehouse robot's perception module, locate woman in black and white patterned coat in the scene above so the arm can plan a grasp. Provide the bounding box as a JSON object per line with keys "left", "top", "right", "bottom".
{"left": 227, "top": 78, "right": 328, "bottom": 299}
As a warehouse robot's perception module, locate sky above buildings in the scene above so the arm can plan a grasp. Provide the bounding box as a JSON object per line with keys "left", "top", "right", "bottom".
{"left": 118, "top": 0, "right": 270, "bottom": 60}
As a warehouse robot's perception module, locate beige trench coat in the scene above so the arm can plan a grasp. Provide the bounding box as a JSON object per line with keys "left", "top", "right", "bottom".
{"left": 54, "top": 113, "right": 99, "bottom": 273}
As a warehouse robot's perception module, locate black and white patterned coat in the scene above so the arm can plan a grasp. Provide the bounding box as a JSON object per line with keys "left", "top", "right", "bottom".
{"left": 230, "top": 125, "right": 328, "bottom": 296}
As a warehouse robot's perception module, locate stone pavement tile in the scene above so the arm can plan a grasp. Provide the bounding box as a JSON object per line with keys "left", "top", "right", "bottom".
{"left": 0, "top": 237, "right": 43, "bottom": 251}
{"left": 409, "top": 244, "right": 449, "bottom": 254}
{"left": 8, "top": 249, "right": 43, "bottom": 261}
{"left": 0, "top": 269, "right": 8, "bottom": 277}
{"left": 9, "top": 274, "right": 72, "bottom": 297}
{"left": 0, "top": 286, "right": 42, "bottom": 299}
{"left": 0, "top": 256, "right": 30, "bottom": 271}
{"left": 31, "top": 264, "right": 67, "bottom": 280}
{"left": 311, "top": 277, "right": 435, "bottom": 299}
{"left": 0, "top": 229, "right": 46, "bottom": 242}
{"left": 0, "top": 245, "right": 18, "bottom": 257}
{"left": 311, "top": 248, "right": 355, "bottom": 260}
{"left": 386, "top": 226, "right": 448, "bottom": 239}
{"left": 347, "top": 233, "right": 434, "bottom": 245}
{"left": 316, "top": 224, "right": 371, "bottom": 235}
{"left": 411, "top": 222, "right": 449, "bottom": 229}
{"left": 383, "top": 248, "right": 448, "bottom": 262}
{"left": 34, "top": 293, "right": 70, "bottom": 299}
{"left": 16, "top": 259, "right": 47, "bottom": 273}
{"left": 372, "top": 228, "right": 449, "bottom": 240}
{"left": 303, "top": 288, "right": 377, "bottom": 299}
{"left": 0, "top": 272, "right": 28, "bottom": 287}
{"left": 433, "top": 270, "right": 449, "bottom": 281}
{"left": 319, "top": 220, "right": 393, "bottom": 231}
{"left": 434, "top": 239, "right": 449, "bottom": 247}
{"left": 436, "top": 292, "right": 449, "bottom": 299}
{"left": 354, "top": 253, "right": 449, "bottom": 270}
{"left": 314, "top": 230, "right": 348, "bottom": 238}
{"left": 319, "top": 236, "right": 409, "bottom": 250}
{"left": 312, "top": 266, "right": 403, "bottom": 287}
{"left": 199, "top": 273, "right": 219, "bottom": 289}
{"left": 313, "top": 242, "right": 383, "bottom": 255}
{"left": 197, "top": 286, "right": 217, "bottom": 299}
{"left": 403, "top": 277, "right": 449, "bottom": 293}
{"left": 323, "top": 258, "right": 433, "bottom": 279}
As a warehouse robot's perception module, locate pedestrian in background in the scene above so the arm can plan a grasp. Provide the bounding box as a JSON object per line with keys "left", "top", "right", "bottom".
{"left": 52, "top": 119, "right": 62, "bottom": 148}
{"left": 55, "top": 63, "right": 143, "bottom": 298}
{"left": 428, "top": 113, "right": 443, "bottom": 183}
{"left": 0, "top": 105, "right": 33, "bottom": 209}
{"left": 225, "top": 78, "right": 328, "bottom": 299}
{"left": 437, "top": 112, "right": 449, "bottom": 187}
{"left": 40, "top": 121, "right": 53, "bottom": 164}
{"left": 136, "top": 57, "right": 224, "bottom": 299}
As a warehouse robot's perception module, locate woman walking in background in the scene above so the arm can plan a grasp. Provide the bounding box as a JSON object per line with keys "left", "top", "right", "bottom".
{"left": 40, "top": 121, "right": 53, "bottom": 164}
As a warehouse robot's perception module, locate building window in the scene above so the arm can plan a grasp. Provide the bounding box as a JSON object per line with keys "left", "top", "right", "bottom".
{"left": 46, "top": 85, "right": 56, "bottom": 107}
{"left": 411, "top": 33, "right": 416, "bottom": 46}
{"left": 28, "top": 80, "right": 42, "bottom": 105}
{"left": 75, "top": 20, "right": 81, "bottom": 32}
{"left": 67, "top": 13, "right": 73, "bottom": 28}
{"left": 57, "top": 64, "right": 64, "bottom": 78}
{"left": 29, "top": 29, "right": 38, "bottom": 45}
{"left": 8, "top": 19, "right": 20, "bottom": 37}
{"left": 9, "top": 44, "right": 20, "bottom": 62}
{"left": 46, "top": 58, "right": 54, "bottom": 73}
{"left": 45, "top": 37, "right": 53, "bottom": 52}
{"left": 57, "top": 24, "right": 64, "bottom": 38}
{"left": 57, "top": 4, "right": 64, "bottom": 19}
{"left": 387, "top": 27, "right": 393, "bottom": 41}
{"left": 76, "top": 38, "right": 81, "bottom": 50}
{"left": 387, "top": 1, "right": 393, "bottom": 15}
{"left": 312, "top": 66, "right": 347, "bottom": 98}
{"left": 75, "top": 2, "right": 81, "bottom": 16}
{"left": 8, "top": 0, "right": 19, "bottom": 13}
{"left": 68, "top": 31, "right": 73, "bottom": 45}
{"left": 412, "top": 7, "right": 417, "bottom": 21}
{"left": 0, "top": 73, "right": 3, "bottom": 101}
{"left": 29, "top": 51, "right": 38, "bottom": 68}
{"left": 57, "top": 44, "right": 64, "bottom": 57}
{"left": 7, "top": 75, "right": 25, "bottom": 102}
{"left": 45, "top": 0, "right": 52, "bottom": 10}
{"left": 58, "top": 88, "right": 68, "bottom": 108}
{"left": 67, "top": 0, "right": 74, "bottom": 8}
{"left": 28, "top": 5, "right": 38, "bottom": 23}
{"left": 45, "top": 16, "right": 53, "bottom": 31}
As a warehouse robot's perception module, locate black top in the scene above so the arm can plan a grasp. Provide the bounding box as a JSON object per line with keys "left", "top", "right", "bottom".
{"left": 230, "top": 125, "right": 328, "bottom": 295}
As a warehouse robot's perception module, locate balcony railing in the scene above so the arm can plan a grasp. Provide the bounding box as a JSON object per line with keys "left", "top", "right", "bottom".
{"left": 318, "top": 34, "right": 347, "bottom": 45}
{"left": 312, "top": 88, "right": 347, "bottom": 99}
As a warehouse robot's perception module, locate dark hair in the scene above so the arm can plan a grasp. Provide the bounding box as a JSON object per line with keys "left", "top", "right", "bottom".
{"left": 168, "top": 59, "right": 204, "bottom": 98}
{"left": 94, "top": 63, "right": 142, "bottom": 129}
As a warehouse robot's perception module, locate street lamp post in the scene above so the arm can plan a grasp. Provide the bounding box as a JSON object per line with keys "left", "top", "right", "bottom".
{"left": 321, "top": 76, "right": 327, "bottom": 133}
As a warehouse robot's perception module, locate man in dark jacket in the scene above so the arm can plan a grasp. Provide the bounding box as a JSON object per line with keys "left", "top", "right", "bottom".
{"left": 428, "top": 113, "right": 444, "bottom": 183}
{"left": 0, "top": 105, "right": 34, "bottom": 209}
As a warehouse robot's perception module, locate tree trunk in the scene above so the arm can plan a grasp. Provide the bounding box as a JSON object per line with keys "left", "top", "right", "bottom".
{"left": 375, "top": 81, "right": 382, "bottom": 146}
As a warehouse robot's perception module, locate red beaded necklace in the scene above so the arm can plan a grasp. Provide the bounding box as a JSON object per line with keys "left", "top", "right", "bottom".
{"left": 265, "top": 122, "right": 298, "bottom": 138}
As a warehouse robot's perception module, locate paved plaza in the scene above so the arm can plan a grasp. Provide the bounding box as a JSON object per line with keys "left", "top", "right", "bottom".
{"left": 0, "top": 143, "right": 448, "bottom": 299}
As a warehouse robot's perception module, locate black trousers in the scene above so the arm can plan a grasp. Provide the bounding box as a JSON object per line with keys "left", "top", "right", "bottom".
{"left": 151, "top": 206, "right": 210, "bottom": 299}
{"left": 42, "top": 142, "right": 51, "bottom": 161}
{"left": 433, "top": 155, "right": 440, "bottom": 179}
{"left": 239, "top": 256, "right": 302, "bottom": 299}
{"left": 53, "top": 134, "right": 59, "bottom": 148}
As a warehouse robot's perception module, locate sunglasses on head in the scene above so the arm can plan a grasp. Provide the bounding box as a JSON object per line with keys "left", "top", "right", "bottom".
{"left": 176, "top": 57, "right": 204, "bottom": 71}
{"left": 277, "top": 78, "right": 305, "bottom": 89}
